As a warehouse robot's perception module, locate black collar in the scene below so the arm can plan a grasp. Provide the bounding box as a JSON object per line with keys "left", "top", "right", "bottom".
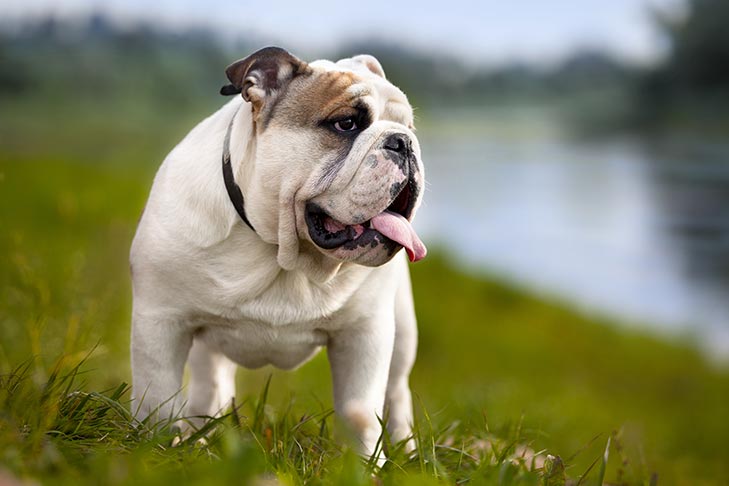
{"left": 222, "top": 108, "right": 256, "bottom": 232}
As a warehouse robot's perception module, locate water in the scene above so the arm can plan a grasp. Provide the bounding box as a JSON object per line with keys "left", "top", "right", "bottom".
{"left": 415, "top": 120, "right": 729, "bottom": 358}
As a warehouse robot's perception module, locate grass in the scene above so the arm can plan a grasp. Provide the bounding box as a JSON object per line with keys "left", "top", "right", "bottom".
{"left": 0, "top": 357, "right": 552, "bottom": 485}
{"left": 1, "top": 101, "right": 729, "bottom": 484}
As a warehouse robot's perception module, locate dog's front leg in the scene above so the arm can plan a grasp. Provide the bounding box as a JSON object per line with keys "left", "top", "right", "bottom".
{"left": 328, "top": 318, "right": 395, "bottom": 464}
{"left": 131, "top": 311, "right": 193, "bottom": 425}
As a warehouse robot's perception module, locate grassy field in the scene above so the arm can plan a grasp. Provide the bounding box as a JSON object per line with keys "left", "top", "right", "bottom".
{"left": 1, "top": 100, "right": 729, "bottom": 485}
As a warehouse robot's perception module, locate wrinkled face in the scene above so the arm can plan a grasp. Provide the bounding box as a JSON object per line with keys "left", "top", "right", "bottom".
{"left": 245, "top": 55, "right": 426, "bottom": 268}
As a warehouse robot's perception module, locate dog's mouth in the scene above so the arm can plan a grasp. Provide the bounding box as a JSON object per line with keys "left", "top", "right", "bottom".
{"left": 305, "top": 179, "right": 426, "bottom": 262}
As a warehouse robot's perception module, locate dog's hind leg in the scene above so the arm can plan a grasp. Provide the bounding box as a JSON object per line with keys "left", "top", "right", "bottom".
{"left": 385, "top": 265, "right": 418, "bottom": 452}
{"left": 184, "top": 338, "right": 238, "bottom": 431}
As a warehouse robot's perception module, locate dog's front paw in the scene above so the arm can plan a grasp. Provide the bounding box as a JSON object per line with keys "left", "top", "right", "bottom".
{"left": 170, "top": 418, "right": 209, "bottom": 447}
{"left": 342, "top": 401, "right": 386, "bottom": 467}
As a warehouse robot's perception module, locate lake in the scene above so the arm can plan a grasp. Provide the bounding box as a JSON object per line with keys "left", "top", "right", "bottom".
{"left": 415, "top": 111, "right": 729, "bottom": 359}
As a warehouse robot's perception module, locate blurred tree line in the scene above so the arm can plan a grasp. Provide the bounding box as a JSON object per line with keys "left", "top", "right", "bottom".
{"left": 0, "top": 15, "right": 629, "bottom": 110}
{"left": 1, "top": 0, "right": 728, "bottom": 133}
{"left": 637, "top": 0, "right": 729, "bottom": 130}
{"left": 0, "top": 15, "right": 237, "bottom": 111}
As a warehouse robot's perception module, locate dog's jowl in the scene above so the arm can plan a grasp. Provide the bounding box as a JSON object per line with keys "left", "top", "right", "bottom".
{"left": 130, "top": 46, "right": 427, "bottom": 460}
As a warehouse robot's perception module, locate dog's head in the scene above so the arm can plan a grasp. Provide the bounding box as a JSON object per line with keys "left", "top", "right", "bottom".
{"left": 222, "top": 47, "right": 426, "bottom": 275}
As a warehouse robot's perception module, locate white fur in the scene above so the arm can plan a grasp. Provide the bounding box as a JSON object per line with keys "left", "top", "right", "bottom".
{"left": 130, "top": 62, "right": 421, "bottom": 461}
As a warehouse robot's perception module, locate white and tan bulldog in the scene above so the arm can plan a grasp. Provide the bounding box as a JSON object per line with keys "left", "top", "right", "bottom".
{"left": 129, "top": 47, "right": 426, "bottom": 459}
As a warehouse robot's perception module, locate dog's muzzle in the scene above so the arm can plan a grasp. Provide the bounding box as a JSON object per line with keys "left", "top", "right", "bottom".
{"left": 305, "top": 133, "right": 426, "bottom": 263}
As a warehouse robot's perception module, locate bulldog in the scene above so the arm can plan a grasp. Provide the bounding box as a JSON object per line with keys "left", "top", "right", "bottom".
{"left": 129, "top": 47, "right": 426, "bottom": 459}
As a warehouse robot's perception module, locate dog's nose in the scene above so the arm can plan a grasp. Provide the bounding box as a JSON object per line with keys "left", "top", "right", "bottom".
{"left": 383, "top": 133, "right": 410, "bottom": 154}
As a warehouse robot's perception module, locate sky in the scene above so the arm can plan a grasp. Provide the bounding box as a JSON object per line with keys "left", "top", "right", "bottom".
{"left": 3, "top": 0, "right": 685, "bottom": 66}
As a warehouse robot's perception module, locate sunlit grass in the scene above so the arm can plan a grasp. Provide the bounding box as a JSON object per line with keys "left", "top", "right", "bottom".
{"left": 1, "top": 355, "right": 589, "bottom": 485}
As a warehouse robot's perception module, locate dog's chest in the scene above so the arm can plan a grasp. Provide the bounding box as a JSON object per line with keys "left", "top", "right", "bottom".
{"left": 192, "top": 264, "right": 373, "bottom": 369}
{"left": 208, "top": 258, "right": 371, "bottom": 326}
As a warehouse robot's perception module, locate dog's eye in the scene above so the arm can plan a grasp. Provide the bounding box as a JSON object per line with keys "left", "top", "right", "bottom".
{"left": 333, "top": 118, "right": 358, "bottom": 132}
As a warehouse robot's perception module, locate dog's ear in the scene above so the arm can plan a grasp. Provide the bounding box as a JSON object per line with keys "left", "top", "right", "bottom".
{"left": 221, "top": 46, "right": 309, "bottom": 116}
{"left": 350, "top": 54, "right": 386, "bottom": 79}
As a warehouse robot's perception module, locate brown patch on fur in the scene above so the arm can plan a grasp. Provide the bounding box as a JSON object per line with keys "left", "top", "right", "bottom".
{"left": 259, "top": 69, "right": 368, "bottom": 157}
{"left": 274, "top": 70, "right": 360, "bottom": 127}
{"left": 266, "top": 68, "right": 412, "bottom": 129}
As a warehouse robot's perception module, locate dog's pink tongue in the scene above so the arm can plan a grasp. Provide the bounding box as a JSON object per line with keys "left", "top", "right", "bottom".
{"left": 370, "top": 210, "right": 427, "bottom": 262}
